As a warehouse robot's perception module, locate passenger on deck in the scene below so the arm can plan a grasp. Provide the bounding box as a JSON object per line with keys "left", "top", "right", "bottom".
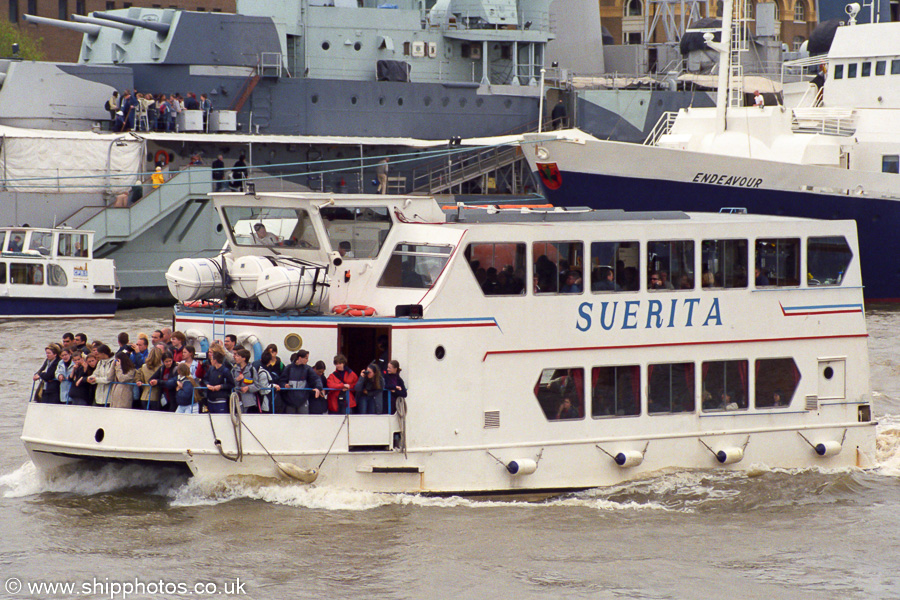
{"left": 170, "top": 331, "right": 186, "bottom": 362}
{"left": 109, "top": 352, "right": 137, "bottom": 409}
{"left": 253, "top": 223, "right": 281, "bottom": 246}
{"left": 67, "top": 352, "right": 91, "bottom": 406}
{"left": 222, "top": 336, "right": 237, "bottom": 365}
{"left": 326, "top": 354, "right": 358, "bottom": 414}
{"left": 175, "top": 363, "right": 199, "bottom": 414}
{"left": 311, "top": 361, "right": 329, "bottom": 415}
{"left": 212, "top": 155, "right": 227, "bottom": 192}
{"left": 202, "top": 350, "right": 234, "bottom": 414}
{"left": 34, "top": 344, "right": 62, "bottom": 404}
{"left": 150, "top": 352, "right": 178, "bottom": 411}
{"left": 382, "top": 360, "right": 407, "bottom": 414}
{"left": 279, "top": 349, "right": 323, "bottom": 414}
{"left": 55, "top": 349, "right": 73, "bottom": 403}
{"left": 232, "top": 349, "right": 261, "bottom": 413}
{"left": 354, "top": 363, "right": 385, "bottom": 415}
{"left": 231, "top": 155, "right": 247, "bottom": 192}
{"left": 180, "top": 345, "right": 204, "bottom": 380}
{"left": 88, "top": 345, "right": 115, "bottom": 406}
{"left": 338, "top": 241, "right": 354, "bottom": 258}
{"left": 136, "top": 347, "right": 164, "bottom": 410}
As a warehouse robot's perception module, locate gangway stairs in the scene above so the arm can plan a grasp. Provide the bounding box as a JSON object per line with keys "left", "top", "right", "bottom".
{"left": 411, "top": 145, "right": 527, "bottom": 194}
{"left": 64, "top": 167, "right": 214, "bottom": 257}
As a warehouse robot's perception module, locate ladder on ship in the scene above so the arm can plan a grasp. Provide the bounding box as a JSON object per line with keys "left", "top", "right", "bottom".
{"left": 411, "top": 145, "right": 528, "bottom": 194}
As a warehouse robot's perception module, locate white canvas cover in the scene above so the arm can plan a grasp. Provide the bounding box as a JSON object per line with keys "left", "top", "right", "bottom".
{"left": 0, "top": 126, "right": 142, "bottom": 193}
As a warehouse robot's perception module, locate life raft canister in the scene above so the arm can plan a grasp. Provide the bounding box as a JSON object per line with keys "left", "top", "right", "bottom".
{"left": 332, "top": 304, "right": 376, "bottom": 317}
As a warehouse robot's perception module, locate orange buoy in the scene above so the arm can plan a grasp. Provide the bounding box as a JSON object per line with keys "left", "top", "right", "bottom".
{"left": 332, "top": 304, "right": 376, "bottom": 317}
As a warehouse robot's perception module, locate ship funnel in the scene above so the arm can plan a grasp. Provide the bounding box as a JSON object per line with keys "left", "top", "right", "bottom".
{"left": 23, "top": 14, "right": 101, "bottom": 36}
{"left": 72, "top": 14, "right": 136, "bottom": 33}
{"left": 92, "top": 11, "right": 171, "bottom": 35}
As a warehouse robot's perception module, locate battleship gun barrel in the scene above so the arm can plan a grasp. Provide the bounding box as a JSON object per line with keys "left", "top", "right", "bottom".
{"left": 71, "top": 14, "right": 135, "bottom": 33}
{"left": 92, "top": 11, "right": 171, "bottom": 35}
{"left": 23, "top": 14, "right": 101, "bottom": 36}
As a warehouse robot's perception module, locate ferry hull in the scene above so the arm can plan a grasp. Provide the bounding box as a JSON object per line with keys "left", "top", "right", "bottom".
{"left": 0, "top": 296, "right": 118, "bottom": 318}
{"left": 23, "top": 403, "right": 877, "bottom": 495}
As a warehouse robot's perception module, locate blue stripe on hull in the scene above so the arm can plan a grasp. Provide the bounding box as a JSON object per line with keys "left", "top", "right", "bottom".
{"left": 0, "top": 296, "right": 118, "bottom": 318}
{"left": 542, "top": 171, "right": 900, "bottom": 301}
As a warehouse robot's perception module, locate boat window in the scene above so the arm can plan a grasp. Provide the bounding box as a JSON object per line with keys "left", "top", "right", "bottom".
{"left": 0, "top": 262, "right": 5, "bottom": 284}
{"left": 833, "top": 64, "right": 843, "bottom": 79}
{"left": 861, "top": 61, "right": 871, "bottom": 77}
{"left": 590, "top": 241, "right": 639, "bottom": 292}
{"left": 534, "top": 368, "right": 584, "bottom": 421}
{"left": 222, "top": 206, "right": 320, "bottom": 249}
{"left": 464, "top": 242, "right": 526, "bottom": 296}
{"left": 876, "top": 60, "right": 886, "bottom": 76}
{"left": 533, "top": 241, "right": 584, "bottom": 294}
{"left": 10, "top": 263, "right": 43, "bottom": 285}
{"left": 701, "top": 239, "right": 748, "bottom": 288}
{"left": 57, "top": 233, "right": 89, "bottom": 257}
{"left": 377, "top": 243, "right": 452, "bottom": 289}
{"left": 755, "top": 358, "right": 800, "bottom": 409}
{"left": 29, "top": 231, "right": 52, "bottom": 256}
{"left": 847, "top": 63, "right": 857, "bottom": 78}
{"left": 893, "top": 59, "right": 900, "bottom": 75}
{"left": 320, "top": 205, "right": 392, "bottom": 259}
{"left": 591, "top": 365, "right": 640, "bottom": 417}
{"left": 647, "top": 240, "right": 694, "bottom": 291}
{"left": 48, "top": 264, "right": 68, "bottom": 287}
{"left": 5, "top": 230, "right": 25, "bottom": 253}
{"left": 807, "top": 236, "right": 852, "bottom": 286}
{"left": 648, "top": 362, "right": 695, "bottom": 414}
{"left": 882, "top": 155, "right": 899, "bottom": 174}
{"left": 755, "top": 238, "right": 800, "bottom": 287}
{"left": 701, "top": 360, "right": 748, "bottom": 411}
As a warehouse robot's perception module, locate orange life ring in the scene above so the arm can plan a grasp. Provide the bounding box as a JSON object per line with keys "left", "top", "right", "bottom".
{"left": 332, "top": 304, "right": 376, "bottom": 317}
{"left": 154, "top": 150, "right": 170, "bottom": 166}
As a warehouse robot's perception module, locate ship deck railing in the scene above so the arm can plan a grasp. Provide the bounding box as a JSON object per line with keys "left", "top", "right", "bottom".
{"left": 791, "top": 107, "right": 857, "bottom": 136}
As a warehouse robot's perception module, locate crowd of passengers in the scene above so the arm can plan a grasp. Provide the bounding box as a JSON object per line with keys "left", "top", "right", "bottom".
{"left": 32, "top": 330, "right": 407, "bottom": 415}
{"left": 106, "top": 90, "right": 214, "bottom": 133}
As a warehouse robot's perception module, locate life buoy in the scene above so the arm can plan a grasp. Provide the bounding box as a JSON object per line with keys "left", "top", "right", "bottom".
{"left": 154, "top": 150, "right": 170, "bottom": 166}
{"left": 332, "top": 304, "right": 376, "bottom": 317}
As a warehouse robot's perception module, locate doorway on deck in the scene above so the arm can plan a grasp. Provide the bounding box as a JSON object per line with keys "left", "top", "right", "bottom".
{"left": 337, "top": 325, "right": 391, "bottom": 378}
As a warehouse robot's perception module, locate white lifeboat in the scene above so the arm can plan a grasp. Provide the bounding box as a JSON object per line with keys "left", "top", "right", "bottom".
{"left": 231, "top": 255, "right": 275, "bottom": 299}
{"left": 255, "top": 265, "right": 329, "bottom": 311}
{"left": 165, "top": 255, "right": 230, "bottom": 302}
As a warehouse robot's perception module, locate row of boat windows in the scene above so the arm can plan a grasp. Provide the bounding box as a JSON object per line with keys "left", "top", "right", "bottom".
{"left": 459, "top": 236, "right": 851, "bottom": 296}
{"left": 0, "top": 230, "right": 89, "bottom": 257}
{"left": 537, "top": 357, "right": 800, "bottom": 422}
{"left": 0, "top": 262, "right": 69, "bottom": 286}
{"left": 832, "top": 59, "right": 900, "bottom": 79}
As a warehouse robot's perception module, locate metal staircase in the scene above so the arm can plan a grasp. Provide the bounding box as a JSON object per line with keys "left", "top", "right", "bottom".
{"left": 412, "top": 145, "right": 526, "bottom": 194}
{"left": 65, "top": 167, "right": 213, "bottom": 255}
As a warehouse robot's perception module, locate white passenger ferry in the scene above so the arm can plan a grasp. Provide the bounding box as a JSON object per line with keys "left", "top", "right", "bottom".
{"left": 22, "top": 193, "right": 876, "bottom": 494}
{"left": 0, "top": 227, "right": 117, "bottom": 318}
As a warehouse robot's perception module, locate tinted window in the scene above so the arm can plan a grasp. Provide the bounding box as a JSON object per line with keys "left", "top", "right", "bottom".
{"left": 755, "top": 239, "right": 800, "bottom": 287}
{"left": 590, "top": 241, "right": 639, "bottom": 292}
{"left": 833, "top": 64, "right": 843, "bottom": 79}
{"left": 883, "top": 155, "right": 899, "bottom": 174}
{"left": 465, "top": 243, "right": 526, "bottom": 296}
{"left": 648, "top": 362, "right": 695, "bottom": 414}
{"left": 592, "top": 365, "right": 640, "bottom": 417}
{"left": 222, "top": 206, "right": 319, "bottom": 249}
{"left": 378, "top": 243, "right": 452, "bottom": 289}
{"left": 847, "top": 63, "right": 857, "bottom": 78}
{"left": 807, "top": 236, "right": 852, "bottom": 286}
{"left": 648, "top": 240, "right": 694, "bottom": 291}
{"left": 702, "top": 360, "right": 748, "bottom": 411}
{"left": 876, "top": 60, "right": 886, "bottom": 76}
{"left": 701, "top": 239, "right": 748, "bottom": 288}
{"left": 533, "top": 241, "right": 584, "bottom": 294}
{"left": 535, "top": 368, "right": 584, "bottom": 421}
{"left": 861, "top": 62, "right": 871, "bottom": 77}
{"left": 321, "top": 206, "right": 392, "bottom": 259}
{"left": 10, "top": 263, "right": 43, "bottom": 285}
{"left": 893, "top": 59, "right": 900, "bottom": 75}
{"left": 755, "top": 358, "right": 800, "bottom": 409}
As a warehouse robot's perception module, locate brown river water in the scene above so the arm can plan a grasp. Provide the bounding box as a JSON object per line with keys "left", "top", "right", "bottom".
{"left": 0, "top": 307, "right": 898, "bottom": 600}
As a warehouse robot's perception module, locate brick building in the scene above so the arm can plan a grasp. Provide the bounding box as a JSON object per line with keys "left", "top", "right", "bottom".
{"left": 2, "top": 0, "right": 236, "bottom": 62}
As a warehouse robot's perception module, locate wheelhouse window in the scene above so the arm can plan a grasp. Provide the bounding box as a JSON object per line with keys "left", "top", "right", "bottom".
{"left": 833, "top": 64, "right": 843, "bottom": 79}
{"left": 57, "top": 233, "right": 89, "bottom": 257}
{"left": 535, "top": 368, "right": 584, "bottom": 421}
{"left": 464, "top": 242, "right": 526, "bottom": 296}
{"left": 320, "top": 205, "right": 392, "bottom": 259}
{"left": 876, "top": 60, "right": 886, "bottom": 76}
{"left": 861, "top": 61, "right": 872, "bottom": 77}
{"left": 702, "top": 360, "right": 748, "bottom": 411}
{"left": 5, "top": 231, "right": 25, "bottom": 253}
{"left": 883, "top": 155, "right": 899, "bottom": 174}
{"left": 591, "top": 365, "right": 640, "bottom": 417}
{"left": 377, "top": 243, "right": 452, "bottom": 289}
{"left": 847, "top": 63, "right": 857, "bottom": 78}
{"left": 48, "top": 264, "right": 68, "bottom": 287}
{"left": 647, "top": 240, "right": 694, "bottom": 291}
{"left": 533, "top": 241, "right": 584, "bottom": 294}
{"left": 648, "top": 362, "right": 695, "bottom": 413}
{"left": 10, "top": 263, "right": 43, "bottom": 285}
{"left": 893, "top": 59, "right": 900, "bottom": 75}
{"left": 29, "top": 231, "right": 52, "bottom": 255}
{"left": 807, "top": 236, "right": 852, "bottom": 286}
{"left": 222, "top": 206, "right": 319, "bottom": 249}
{"left": 701, "top": 239, "right": 748, "bottom": 288}
{"left": 590, "top": 241, "right": 639, "bottom": 292}
{"left": 755, "top": 238, "right": 800, "bottom": 287}
{"left": 755, "top": 358, "right": 800, "bottom": 408}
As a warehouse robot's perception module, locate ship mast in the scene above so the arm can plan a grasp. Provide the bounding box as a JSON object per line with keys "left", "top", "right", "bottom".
{"left": 713, "top": 0, "right": 734, "bottom": 133}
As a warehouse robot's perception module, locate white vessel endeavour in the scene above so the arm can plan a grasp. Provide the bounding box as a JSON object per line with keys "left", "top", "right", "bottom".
{"left": 23, "top": 193, "right": 876, "bottom": 494}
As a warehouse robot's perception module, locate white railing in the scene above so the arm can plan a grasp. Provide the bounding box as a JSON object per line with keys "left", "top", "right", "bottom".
{"left": 644, "top": 111, "right": 679, "bottom": 145}
{"left": 791, "top": 108, "right": 857, "bottom": 136}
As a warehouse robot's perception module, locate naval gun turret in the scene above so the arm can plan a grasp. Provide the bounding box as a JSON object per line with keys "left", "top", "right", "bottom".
{"left": 22, "top": 13, "right": 102, "bottom": 36}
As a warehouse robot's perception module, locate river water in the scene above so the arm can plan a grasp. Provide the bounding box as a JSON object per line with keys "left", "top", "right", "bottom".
{"left": 1, "top": 307, "right": 899, "bottom": 600}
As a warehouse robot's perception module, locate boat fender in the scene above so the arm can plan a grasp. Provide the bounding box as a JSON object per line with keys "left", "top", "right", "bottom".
{"left": 716, "top": 447, "right": 744, "bottom": 465}
{"left": 506, "top": 458, "right": 537, "bottom": 475}
{"left": 237, "top": 332, "right": 263, "bottom": 363}
{"left": 276, "top": 462, "right": 319, "bottom": 483}
{"left": 814, "top": 440, "right": 842, "bottom": 457}
{"left": 614, "top": 450, "right": 645, "bottom": 468}
{"left": 184, "top": 328, "right": 209, "bottom": 353}
{"left": 332, "top": 304, "right": 376, "bottom": 317}
{"left": 154, "top": 149, "right": 170, "bottom": 167}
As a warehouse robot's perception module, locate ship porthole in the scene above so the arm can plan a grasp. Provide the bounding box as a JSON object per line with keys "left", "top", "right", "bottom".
{"left": 397, "top": 97, "right": 404, "bottom": 106}
{"left": 351, "top": 96, "right": 358, "bottom": 105}
{"left": 504, "top": 99, "right": 512, "bottom": 109}
{"left": 424, "top": 96, "right": 432, "bottom": 106}
{"left": 379, "top": 96, "right": 385, "bottom": 106}
{"left": 442, "top": 97, "right": 449, "bottom": 107}
{"left": 823, "top": 366, "right": 834, "bottom": 379}
{"left": 354, "top": 42, "right": 362, "bottom": 51}
{"left": 311, "top": 94, "right": 319, "bottom": 104}
{"left": 476, "top": 98, "right": 484, "bottom": 107}
{"left": 284, "top": 333, "right": 303, "bottom": 352}
{"left": 459, "top": 98, "right": 467, "bottom": 107}
{"left": 435, "top": 345, "right": 445, "bottom": 360}
{"left": 95, "top": 429, "right": 105, "bottom": 443}
{"left": 322, "top": 41, "right": 330, "bottom": 50}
